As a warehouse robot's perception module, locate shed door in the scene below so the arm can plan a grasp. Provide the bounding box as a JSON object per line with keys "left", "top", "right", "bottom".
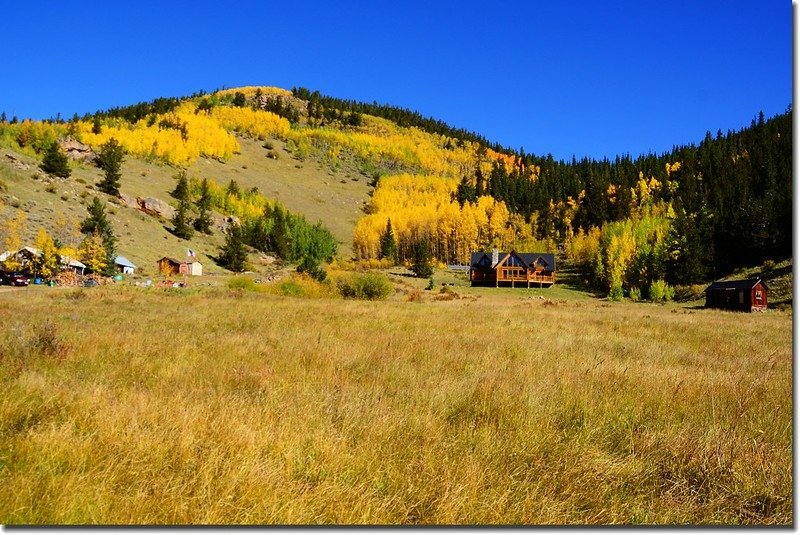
{"left": 754, "top": 288, "right": 765, "bottom": 305}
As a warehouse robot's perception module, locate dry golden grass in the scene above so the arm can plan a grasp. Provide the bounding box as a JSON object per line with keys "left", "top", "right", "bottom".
{"left": 0, "top": 286, "right": 792, "bottom": 525}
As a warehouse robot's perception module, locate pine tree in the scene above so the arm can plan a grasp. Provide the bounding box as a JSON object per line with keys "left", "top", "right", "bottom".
{"left": 171, "top": 171, "right": 190, "bottom": 200}
{"left": 226, "top": 179, "right": 241, "bottom": 199}
{"left": 455, "top": 176, "right": 477, "bottom": 205}
{"left": 269, "top": 205, "right": 291, "bottom": 259}
{"left": 193, "top": 178, "right": 213, "bottom": 234}
{"left": 96, "top": 138, "right": 124, "bottom": 196}
{"left": 379, "top": 218, "right": 398, "bottom": 264}
{"left": 219, "top": 223, "right": 247, "bottom": 272}
{"left": 475, "top": 166, "right": 485, "bottom": 197}
{"left": 410, "top": 236, "right": 434, "bottom": 278}
{"left": 172, "top": 197, "right": 194, "bottom": 239}
{"left": 92, "top": 116, "right": 102, "bottom": 134}
{"left": 232, "top": 92, "right": 247, "bottom": 108}
{"left": 40, "top": 142, "right": 71, "bottom": 178}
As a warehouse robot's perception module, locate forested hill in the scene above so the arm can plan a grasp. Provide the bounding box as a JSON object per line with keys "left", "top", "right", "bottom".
{"left": 0, "top": 86, "right": 791, "bottom": 296}
{"left": 471, "top": 109, "right": 792, "bottom": 277}
{"left": 280, "top": 89, "right": 791, "bottom": 282}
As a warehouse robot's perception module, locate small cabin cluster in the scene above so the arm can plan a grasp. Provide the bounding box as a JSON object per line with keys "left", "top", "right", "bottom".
{"left": 470, "top": 249, "right": 556, "bottom": 288}
{"left": 0, "top": 246, "right": 140, "bottom": 276}
{"left": 705, "top": 278, "right": 768, "bottom": 312}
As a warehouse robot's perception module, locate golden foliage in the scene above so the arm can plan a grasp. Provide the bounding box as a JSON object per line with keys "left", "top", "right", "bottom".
{"left": 352, "top": 174, "right": 539, "bottom": 263}
{"left": 210, "top": 106, "right": 291, "bottom": 140}
{"left": 77, "top": 103, "right": 239, "bottom": 166}
{"left": 2, "top": 210, "right": 26, "bottom": 271}
{"left": 79, "top": 232, "right": 108, "bottom": 274}
{"left": 32, "top": 227, "right": 59, "bottom": 278}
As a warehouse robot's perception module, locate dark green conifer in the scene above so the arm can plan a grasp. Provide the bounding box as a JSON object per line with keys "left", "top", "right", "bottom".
{"left": 96, "top": 138, "right": 125, "bottom": 196}
{"left": 220, "top": 223, "right": 247, "bottom": 272}
{"left": 193, "top": 178, "right": 213, "bottom": 234}
{"left": 40, "top": 142, "right": 71, "bottom": 178}
{"left": 379, "top": 218, "right": 398, "bottom": 264}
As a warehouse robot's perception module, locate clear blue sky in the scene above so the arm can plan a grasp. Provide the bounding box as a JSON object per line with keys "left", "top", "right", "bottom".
{"left": 1, "top": 1, "right": 791, "bottom": 161}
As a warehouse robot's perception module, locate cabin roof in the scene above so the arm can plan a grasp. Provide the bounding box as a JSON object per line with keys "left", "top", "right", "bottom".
{"left": 114, "top": 255, "right": 137, "bottom": 268}
{"left": 705, "top": 278, "right": 767, "bottom": 292}
{"left": 158, "top": 256, "right": 183, "bottom": 265}
{"left": 470, "top": 251, "right": 556, "bottom": 270}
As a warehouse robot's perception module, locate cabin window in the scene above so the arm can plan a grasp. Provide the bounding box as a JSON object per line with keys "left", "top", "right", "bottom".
{"left": 755, "top": 290, "right": 763, "bottom": 301}
{"left": 739, "top": 290, "right": 744, "bottom": 304}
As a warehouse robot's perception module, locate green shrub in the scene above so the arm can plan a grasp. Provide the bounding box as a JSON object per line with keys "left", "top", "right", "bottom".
{"left": 337, "top": 272, "right": 392, "bottom": 300}
{"left": 278, "top": 280, "right": 304, "bottom": 297}
{"left": 648, "top": 279, "right": 674, "bottom": 302}
{"left": 629, "top": 287, "right": 641, "bottom": 302}
{"left": 227, "top": 276, "right": 258, "bottom": 292}
{"left": 608, "top": 282, "right": 623, "bottom": 301}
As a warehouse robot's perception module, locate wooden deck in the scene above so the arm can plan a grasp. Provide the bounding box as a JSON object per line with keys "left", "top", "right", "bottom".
{"left": 495, "top": 273, "right": 556, "bottom": 287}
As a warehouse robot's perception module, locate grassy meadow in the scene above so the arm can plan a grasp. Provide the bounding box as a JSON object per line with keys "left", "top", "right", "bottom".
{"left": 0, "top": 283, "right": 792, "bottom": 525}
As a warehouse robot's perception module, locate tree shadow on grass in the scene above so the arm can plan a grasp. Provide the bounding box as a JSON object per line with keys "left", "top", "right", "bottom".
{"left": 555, "top": 266, "right": 605, "bottom": 298}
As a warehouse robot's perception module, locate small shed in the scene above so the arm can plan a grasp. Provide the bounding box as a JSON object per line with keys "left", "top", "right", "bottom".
{"left": 114, "top": 255, "right": 137, "bottom": 275}
{"left": 60, "top": 256, "right": 86, "bottom": 275}
{"left": 705, "top": 278, "right": 768, "bottom": 312}
{"left": 185, "top": 260, "right": 203, "bottom": 276}
{"left": 157, "top": 257, "right": 203, "bottom": 277}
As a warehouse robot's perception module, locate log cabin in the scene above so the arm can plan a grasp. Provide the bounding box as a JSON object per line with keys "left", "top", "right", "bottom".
{"left": 705, "top": 278, "right": 768, "bottom": 312}
{"left": 470, "top": 249, "right": 556, "bottom": 288}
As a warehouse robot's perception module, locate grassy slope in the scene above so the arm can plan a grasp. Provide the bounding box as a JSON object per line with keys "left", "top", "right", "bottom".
{"left": 0, "top": 134, "right": 370, "bottom": 275}
{"left": 0, "top": 286, "right": 791, "bottom": 524}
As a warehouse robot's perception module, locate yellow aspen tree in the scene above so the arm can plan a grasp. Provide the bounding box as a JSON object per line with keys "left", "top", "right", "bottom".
{"left": 79, "top": 232, "right": 108, "bottom": 274}
{"left": 33, "top": 227, "right": 59, "bottom": 278}
{"left": 2, "top": 210, "right": 27, "bottom": 271}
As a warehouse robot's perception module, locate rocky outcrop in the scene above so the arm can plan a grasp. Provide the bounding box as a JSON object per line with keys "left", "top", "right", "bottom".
{"left": 4, "top": 152, "right": 30, "bottom": 171}
{"left": 135, "top": 196, "right": 176, "bottom": 220}
{"left": 119, "top": 192, "right": 137, "bottom": 208}
{"left": 60, "top": 138, "right": 96, "bottom": 163}
{"left": 210, "top": 213, "right": 240, "bottom": 232}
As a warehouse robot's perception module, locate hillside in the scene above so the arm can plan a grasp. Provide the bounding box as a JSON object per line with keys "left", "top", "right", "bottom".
{"left": 0, "top": 131, "right": 370, "bottom": 275}
{"left": 0, "top": 85, "right": 792, "bottom": 298}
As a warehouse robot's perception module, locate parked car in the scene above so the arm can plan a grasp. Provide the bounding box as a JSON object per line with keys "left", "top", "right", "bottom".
{"left": 1, "top": 271, "right": 30, "bottom": 286}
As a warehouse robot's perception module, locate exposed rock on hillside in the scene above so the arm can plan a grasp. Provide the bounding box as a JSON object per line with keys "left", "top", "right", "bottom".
{"left": 136, "top": 196, "right": 176, "bottom": 220}
{"left": 5, "top": 152, "right": 30, "bottom": 171}
{"left": 60, "top": 138, "right": 96, "bottom": 163}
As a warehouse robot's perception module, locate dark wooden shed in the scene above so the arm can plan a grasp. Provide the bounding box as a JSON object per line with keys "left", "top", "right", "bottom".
{"left": 705, "top": 278, "right": 768, "bottom": 312}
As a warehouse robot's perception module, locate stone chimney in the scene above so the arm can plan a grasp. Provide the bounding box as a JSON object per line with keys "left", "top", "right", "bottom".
{"left": 491, "top": 247, "right": 499, "bottom": 266}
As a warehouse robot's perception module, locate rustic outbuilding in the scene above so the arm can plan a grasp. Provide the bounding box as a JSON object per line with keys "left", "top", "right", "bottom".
{"left": 705, "top": 278, "right": 768, "bottom": 312}
{"left": 114, "top": 255, "right": 137, "bottom": 275}
{"left": 157, "top": 257, "right": 203, "bottom": 277}
{"left": 470, "top": 249, "right": 556, "bottom": 288}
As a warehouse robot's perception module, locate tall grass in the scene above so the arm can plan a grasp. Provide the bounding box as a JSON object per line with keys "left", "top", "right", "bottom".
{"left": 0, "top": 287, "right": 792, "bottom": 524}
